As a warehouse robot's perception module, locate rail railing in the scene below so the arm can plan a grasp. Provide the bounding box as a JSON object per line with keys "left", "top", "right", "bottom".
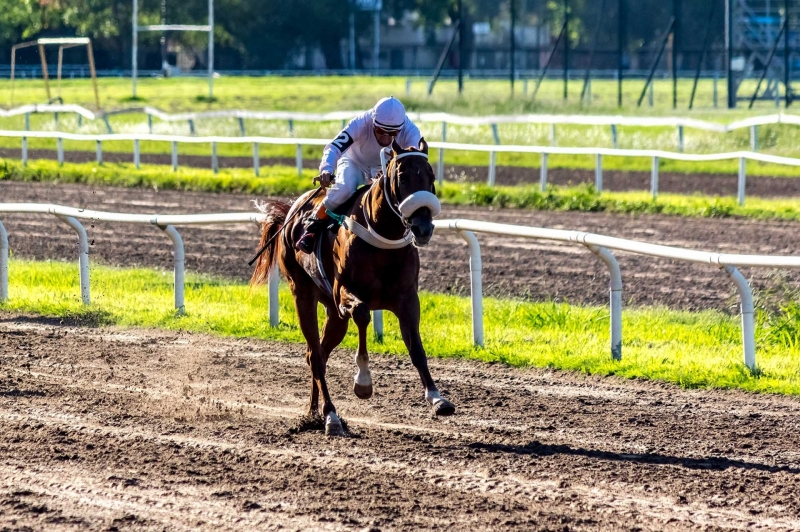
{"left": 3, "top": 129, "right": 800, "bottom": 205}
{"left": 4, "top": 103, "right": 800, "bottom": 152}
{"left": 3, "top": 203, "right": 800, "bottom": 371}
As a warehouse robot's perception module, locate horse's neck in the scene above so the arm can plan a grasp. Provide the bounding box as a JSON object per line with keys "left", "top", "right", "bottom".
{"left": 364, "top": 179, "right": 406, "bottom": 240}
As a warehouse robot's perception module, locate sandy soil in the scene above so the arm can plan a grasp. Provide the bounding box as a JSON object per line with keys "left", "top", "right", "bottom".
{"left": 1, "top": 315, "right": 799, "bottom": 531}
{"left": 2, "top": 181, "right": 800, "bottom": 311}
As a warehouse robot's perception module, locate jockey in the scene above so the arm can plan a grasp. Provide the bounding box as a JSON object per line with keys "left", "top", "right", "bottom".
{"left": 296, "top": 96, "right": 422, "bottom": 253}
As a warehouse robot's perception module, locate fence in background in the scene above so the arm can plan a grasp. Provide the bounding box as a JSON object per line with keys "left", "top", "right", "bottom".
{"left": 3, "top": 129, "right": 800, "bottom": 205}
{"left": 4, "top": 203, "right": 800, "bottom": 371}
{"left": 5, "top": 103, "right": 800, "bottom": 153}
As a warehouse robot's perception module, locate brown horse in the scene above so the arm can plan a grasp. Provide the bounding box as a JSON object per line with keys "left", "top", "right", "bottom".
{"left": 251, "top": 138, "right": 455, "bottom": 436}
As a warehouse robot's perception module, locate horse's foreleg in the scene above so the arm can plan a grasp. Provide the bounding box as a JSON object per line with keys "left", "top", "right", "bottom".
{"left": 352, "top": 305, "right": 373, "bottom": 399}
{"left": 396, "top": 293, "right": 456, "bottom": 416}
{"left": 295, "top": 291, "right": 343, "bottom": 435}
{"left": 338, "top": 288, "right": 373, "bottom": 399}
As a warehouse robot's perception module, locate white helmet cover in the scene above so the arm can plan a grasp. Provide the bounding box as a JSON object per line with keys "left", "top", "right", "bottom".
{"left": 372, "top": 96, "right": 406, "bottom": 132}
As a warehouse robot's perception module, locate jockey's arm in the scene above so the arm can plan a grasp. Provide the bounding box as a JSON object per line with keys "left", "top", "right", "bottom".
{"left": 319, "top": 114, "right": 364, "bottom": 177}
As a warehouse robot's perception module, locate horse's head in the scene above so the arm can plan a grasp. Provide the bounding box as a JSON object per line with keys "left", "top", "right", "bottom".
{"left": 385, "top": 137, "right": 440, "bottom": 247}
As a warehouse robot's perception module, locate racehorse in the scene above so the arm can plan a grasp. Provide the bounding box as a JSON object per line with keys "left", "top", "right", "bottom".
{"left": 251, "top": 138, "right": 455, "bottom": 436}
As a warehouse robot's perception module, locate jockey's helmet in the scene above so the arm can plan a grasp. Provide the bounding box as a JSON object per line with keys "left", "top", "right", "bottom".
{"left": 372, "top": 96, "right": 405, "bottom": 133}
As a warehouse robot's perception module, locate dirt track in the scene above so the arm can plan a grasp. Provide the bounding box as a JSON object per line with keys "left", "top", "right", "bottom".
{"left": 2, "top": 180, "right": 800, "bottom": 311}
{"left": 2, "top": 316, "right": 800, "bottom": 531}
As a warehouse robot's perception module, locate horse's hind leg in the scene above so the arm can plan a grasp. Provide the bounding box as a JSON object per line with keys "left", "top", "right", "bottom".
{"left": 295, "top": 289, "right": 344, "bottom": 436}
{"left": 395, "top": 293, "right": 455, "bottom": 416}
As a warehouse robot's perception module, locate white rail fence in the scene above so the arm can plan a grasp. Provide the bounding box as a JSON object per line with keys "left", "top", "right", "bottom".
{"left": 3, "top": 203, "right": 800, "bottom": 371}
{"left": 4, "top": 129, "right": 800, "bottom": 206}
{"left": 6, "top": 103, "right": 800, "bottom": 152}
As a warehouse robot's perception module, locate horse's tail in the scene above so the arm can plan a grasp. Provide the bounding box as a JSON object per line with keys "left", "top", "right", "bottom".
{"left": 250, "top": 200, "right": 291, "bottom": 286}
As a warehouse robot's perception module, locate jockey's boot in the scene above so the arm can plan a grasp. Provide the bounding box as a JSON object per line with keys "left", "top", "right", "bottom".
{"left": 295, "top": 217, "right": 329, "bottom": 254}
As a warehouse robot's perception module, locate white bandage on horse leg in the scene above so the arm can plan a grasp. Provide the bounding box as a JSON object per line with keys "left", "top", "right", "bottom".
{"left": 354, "top": 351, "right": 372, "bottom": 386}
{"left": 425, "top": 389, "right": 442, "bottom": 406}
{"left": 399, "top": 191, "right": 442, "bottom": 218}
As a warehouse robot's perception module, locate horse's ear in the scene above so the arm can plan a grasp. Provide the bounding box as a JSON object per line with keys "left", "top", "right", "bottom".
{"left": 419, "top": 137, "right": 428, "bottom": 155}
{"left": 391, "top": 138, "right": 404, "bottom": 155}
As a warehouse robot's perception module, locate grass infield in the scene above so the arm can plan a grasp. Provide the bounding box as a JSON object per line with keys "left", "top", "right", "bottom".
{"left": 3, "top": 259, "right": 800, "bottom": 395}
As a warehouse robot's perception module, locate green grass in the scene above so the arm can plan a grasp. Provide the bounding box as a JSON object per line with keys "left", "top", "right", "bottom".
{"left": 4, "top": 159, "right": 800, "bottom": 221}
{"left": 3, "top": 76, "right": 800, "bottom": 177}
{"left": 4, "top": 259, "right": 800, "bottom": 395}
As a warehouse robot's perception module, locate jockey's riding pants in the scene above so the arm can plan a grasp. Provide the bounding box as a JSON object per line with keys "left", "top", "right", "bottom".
{"left": 321, "top": 156, "right": 381, "bottom": 211}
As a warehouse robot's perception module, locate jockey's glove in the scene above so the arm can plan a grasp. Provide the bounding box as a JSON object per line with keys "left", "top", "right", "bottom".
{"left": 313, "top": 171, "right": 334, "bottom": 188}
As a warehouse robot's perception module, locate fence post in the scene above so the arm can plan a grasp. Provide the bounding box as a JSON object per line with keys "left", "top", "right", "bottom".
{"left": 491, "top": 123, "right": 501, "bottom": 144}
{"left": 24, "top": 113, "right": 30, "bottom": 131}
{"left": 550, "top": 123, "right": 557, "bottom": 146}
{"left": 57, "top": 137, "right": 64, "bottom": 166}
{"left": 188, "top": 119, "right": 195, "bottom": 135}
{"left": 750, "top": 125, "right": 758, "bottom": 152}
{"left": 651, "top": 156, "right": 659, "bottom": 199}
{"left": 56, "top": 215, "right": 90, "bottom": 305}
{"left": 171, "top": 141, "right": 178, "bottom": 172}
{"left": 738, "top": 156, "right": 746, "bottom": 205}
{"left": 677, "top": 125, "right": 684, "bottom": 152}
{"left": 158, "top": 224, "right": 185, "bottom": 315}
{"left": 21, "top": 136, "right": 27, "bottom": 166}
{"left": 586, "top": 244, "right": 623, "bottom": 360}
{"left": 134, "top": 139, "right": 140, "bottom": 169}
{"left": 487, "top": 151, "right": 497, "bottom": 186}
{"left": 268, "top": 265, "right": 279, "bottom": 327}
{"left": 238, "top": 117, "right": 246, "bottom": 136}
{"left": 288, "top": 119, "right": 294, "bottom": 135}
{"left": 595, "top": 154, "right": 603, "bottom": 192}
{"left": 212, "top": 142, "right": 218, "bottom": 174}
{"left": 0, "top": 221, "right": 7, "bottom": 304}
{"left": 148, "top": 114, "right": 153, "bottom": 134}
{"left": 458, "top": 230, "right": 484, "bottom": 347}
{"left": 540, "top": 152, "right": 548, "bottom": 191}
{"left": 372, "top": 310, "right": 384, "bottom": 340}
{"left": 724, "top": 265, "right": 756, "bottom": 371}
{"left": 253, "top": 143, "right": 260, "bottom": 177}
{"left": 77, "top": 115, "right": 82, "bottom": 128}
{"left": 296, "top": 144, "right": 303, "bottom": 176}
{"left": 437, "top": 121, "right": 447, "bottom": 188}
{"left": 96, "top": 141, "right": 102, "bottom": 165}
{"left": 610, "top": 124, "right": 618, "bottom": 148}
{"left": 405, "top": 78, "right": 412, "bottom": 95}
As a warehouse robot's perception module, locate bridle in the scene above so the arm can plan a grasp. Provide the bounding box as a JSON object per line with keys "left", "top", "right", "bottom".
{"left": 326, "top": 148, "right": 441, "bottom": 251}
{"left": 376, "top": 149, "right": 431, "bottom": 229}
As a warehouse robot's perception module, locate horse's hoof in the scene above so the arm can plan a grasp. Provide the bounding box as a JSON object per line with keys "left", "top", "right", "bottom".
{"left": 325, "top": 413, "right": 345, "bottom": 437}
{"left": 353, "top": 382, "right": 373, "bottom": 399}
{"left": 432, "top": 398, "right": 456, "bottom": 416}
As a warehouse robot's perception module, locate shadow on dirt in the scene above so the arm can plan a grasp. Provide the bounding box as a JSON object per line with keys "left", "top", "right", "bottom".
{"left": 467, "top": 441, "right": 800, "bottom": 474}
{"left": 0, "top": 311, "right": 114, "bottom": 328}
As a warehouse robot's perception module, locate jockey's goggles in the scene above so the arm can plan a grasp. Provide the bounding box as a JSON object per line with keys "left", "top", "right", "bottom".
{"left": 374, "top": 125, "right": 401, "bottom": 137}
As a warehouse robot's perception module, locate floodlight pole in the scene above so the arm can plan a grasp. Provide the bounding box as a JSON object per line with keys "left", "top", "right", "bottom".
{"left": 133, "top": 0, "right": 138, "bottom": 98}
{"left": 458, "top": 0, "right": 465, "bottom": 93}
{"left": 725, "top": 0, "right": 735, "bottom": 108}
{"left": 208, "top": 0, "right": 214, "bottom": 99}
